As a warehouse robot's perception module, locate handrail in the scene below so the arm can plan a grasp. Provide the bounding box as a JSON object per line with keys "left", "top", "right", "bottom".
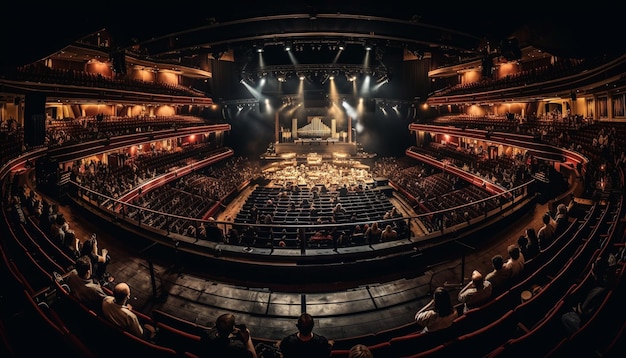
{"left": 67, "top": 172, "right": 534, "bottom": 257}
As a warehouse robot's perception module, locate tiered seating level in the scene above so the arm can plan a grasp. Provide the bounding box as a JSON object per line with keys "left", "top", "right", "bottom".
{"left": 234, "top": 185, "right": 396, "bottom": 247}
{"left": 2, "top": 173, "right": 623, "bottom": 357}
{"left": 1, "top": 120, "right": 624, "bottom": 355}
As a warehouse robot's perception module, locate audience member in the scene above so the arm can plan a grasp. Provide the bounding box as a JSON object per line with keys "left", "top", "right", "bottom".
{"left": 537, "top": 212, "right": 556, "bottom": 249}
{"left": 560, "top": 255, "right": 612, "bottom": 334}
{"left": 38, "top": 200, "right": 53, "bottom": 232}
{"left": 414, "top": 286, "right": 458, "bottom": 333}
{"left": 102, "top": 282, "right": 156, "bottom": 341}
{"left": 503, "top": 244, "right": 525, "bottom": 279}
{"left": 554, "top": 203, "right": 570, "bottom": 236}
{"left": 79, "top": 233, "right": 112, "bottom": 283}
{"left": 458, "top": 270, "right": 492, "bottom": 313}
{"left": 364, "top": 222, "right": 382, "bottom": 245}
{"left": 380, "top": 224, "right": 398, "bottom": 241}
{"left": 524, "top": 227, "right": 540, "bottom": 260}
{"left": 205, "top": 217, "right": 225, "bottom": 242}
{"left": 197, "top": 222, "right": 207, "bottom": 241}
{"left": 50, "top": 214, "right": 67, "bottom": 246}
{"left": 278, "top": 313, "right": 333, "bottom": 358}
{"left": 566, "top": 193, "right": 581, "bottom": 218}
{"left": 65, "top": 255, "right": 107, "bottom": 314}
{"left": 517, "top": 235, "right": 530, "bottom": 261}
{"left": 484, "top": 254, "right": 512, "bottom": 296}
{"left": 348, "top": 344, "right": 373, "bottom": 358}
{"left": 199, "top": 313, "right": 257, "bottom": 358}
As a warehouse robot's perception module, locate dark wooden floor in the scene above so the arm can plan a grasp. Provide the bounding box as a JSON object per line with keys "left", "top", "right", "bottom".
{"left": 24, "top": 168, "right": 586, "bottom": 344}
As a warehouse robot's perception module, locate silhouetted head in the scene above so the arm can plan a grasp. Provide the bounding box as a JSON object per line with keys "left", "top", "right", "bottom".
{"left": 214, "top": 313, "right": 236, "bottom": 337}
{"left": 491, "top": 254, "right": 504, "bottom": 270}
{"left": 508, "top": 244, "right": 520, "bottom": 260}
{"left": 433, "top": 286, "right": 454, "bottom": 316}
{"left": 517, "top": 235, "right": 528, "bottom": 248}
{"left": 74, "top": 255, "right": 93, "bottom": 279}
{"left": 296, "top": 313, "right": 314, "bottom": 335}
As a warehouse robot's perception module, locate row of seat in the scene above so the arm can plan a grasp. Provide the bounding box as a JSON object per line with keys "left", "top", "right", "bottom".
{"left": 2, "top": 191, "right": 623, "bottom": 357}
{"left": 328, "top": 194, "right": 625, "bottom": 357}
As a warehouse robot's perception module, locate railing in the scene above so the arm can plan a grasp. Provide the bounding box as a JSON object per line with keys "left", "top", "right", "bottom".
{"left": 67, "top": 177, "right": 535, "bottom": 258}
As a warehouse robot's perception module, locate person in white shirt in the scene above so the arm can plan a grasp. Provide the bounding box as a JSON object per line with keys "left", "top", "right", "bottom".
{"left": 537, "top": 212, "right": 556, "bottom": 249}
{"left": 415, "top": 286, "right": 458, "bottom": 333}
{"left": 102, "top": 282, "right": 156, "bottom": 341}
{"left": 458, "top": 270, "right": 492, "bottom": 313}
{"left": 504, "top": 244, "right": 525, "bottom": 279}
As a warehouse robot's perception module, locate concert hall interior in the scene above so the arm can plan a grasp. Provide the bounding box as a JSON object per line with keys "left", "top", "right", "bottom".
{"left": 1, "top": 2, "right": 625, "bottom": 357}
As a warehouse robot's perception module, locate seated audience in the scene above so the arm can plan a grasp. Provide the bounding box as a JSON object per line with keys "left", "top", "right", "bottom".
{"left": 524, "top": 227, "right": 540, "bottom": 260}
{"left": 102, "top": 282, "right": 156, "bottom": 341}
{"left": 348, "top": 344, "right": 373, "bottom": 358}
{"left": 503, "top": 244, "right": 525, "bottom": 279}
{"left": 537, "top": 212, "right": 556, "bottom": 249}
{"left": 380, "top": 224, "right": 398, "bottom": 241}
{"left": 364, "top": 222, "right": 382, "bottom": 244}
{"left": 278, "top": 313, "right": 333, "bottom": 358}
{"left": 484, "top": 254, "right": 512, "bottom": 296}
{"left": 414, "top": 286, "right": 458, "bottom": 333}
{"left": 79, "top": 233, "right": 111, "bottom": 283}
{"left": 517, "top": 235, "right": 530, "bottom": 261}
{"left": 566, "top": 193, "right": 581, "bottom": 218}
{"left": 458, "top": 270, "right": 492, "bottom": 313}
{"left": 205, "top": 217, "right": 225, "bottom": 242}
{"left": 199, "top": 313, "right": 257, "bottom": 358}
{"left": 560, "top": 255, "right": 612, "bottom": 334}
{"left": 554, "top": 203, "right": 570, "bottom": 236}
{"left": 197, "top": 222, "right": 207, "bottom": 241}
{"left": 65, "top": 255, "right": 107, "bottom": 314}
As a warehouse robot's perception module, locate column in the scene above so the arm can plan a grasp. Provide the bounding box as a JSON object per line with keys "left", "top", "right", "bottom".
{"left": 348, "top": 116, "right": 352, "bottom": 143}
{"left": 292, "top": 118, "right": 298, "bottom": 139}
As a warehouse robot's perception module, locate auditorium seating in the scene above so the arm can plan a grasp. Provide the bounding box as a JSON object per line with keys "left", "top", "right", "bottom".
{"left": 0, "top": 70, "right": 625, "bottom": 357}
{"left": 388, "top": 326, "right": 457, "bottom": 357}
{"left": 544, "top": 263, "right": 626, "bottom": 357}
{"left": 154, "top": 320, "right": 202, "bottom": 355}
{"left": 484, "top": 300, "right": 567, "bottom": 358}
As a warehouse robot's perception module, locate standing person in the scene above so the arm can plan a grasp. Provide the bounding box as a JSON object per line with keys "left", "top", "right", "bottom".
{"left": 458, "top": 270, "right": 492, "bottom": 313}
{"left": 278, "top": 313, "right": 334, "bottom": 358}
{"left": 414, "top": 286, "right": 458, "bottom": 333}
{"left": 199, "top": 313, "right": 257, "bottom": 358}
